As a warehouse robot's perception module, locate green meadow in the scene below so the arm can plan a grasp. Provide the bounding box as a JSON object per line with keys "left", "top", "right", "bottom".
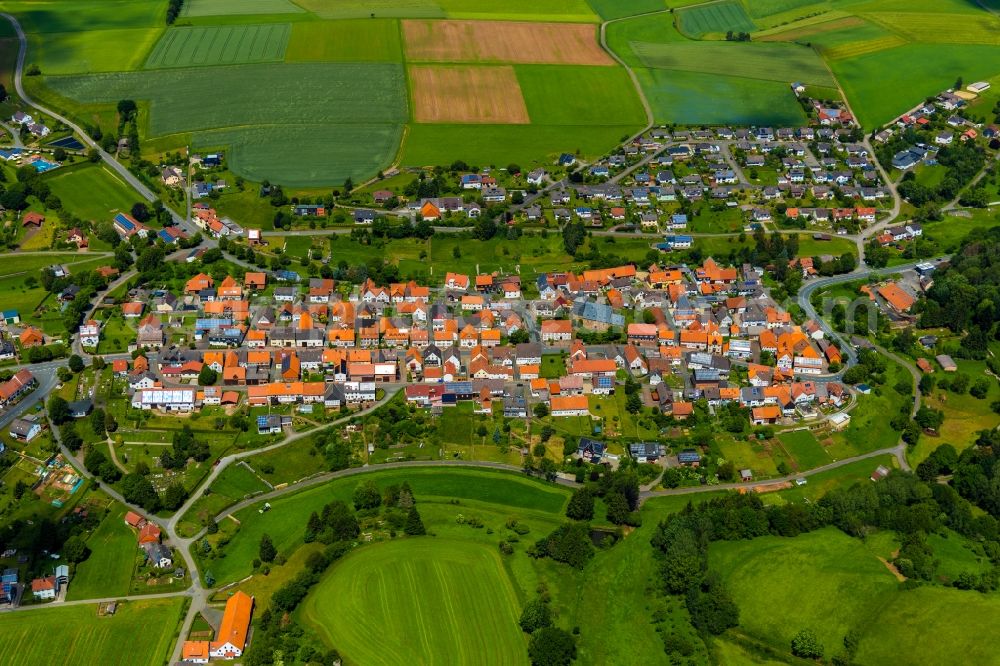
{"left": 0, "top": 598, "right": 185, "bottom": 666}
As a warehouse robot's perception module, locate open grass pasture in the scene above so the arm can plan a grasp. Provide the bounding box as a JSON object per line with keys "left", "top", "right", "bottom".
{"left": 401, "top": 123, "right": 634, "bottom": 169}
{"left": 300, "top": 538, "right": 526, "bottom": 665}
{"left": 284, "top": 19, "right": 403, "bottom": 62}
{"left": 0, "top": 598, "right": 185, "bottom": 666}
{"left": 207, "top": 467, "right": 569, "bottom": 584}
{"left": 631, "top": 40, "right": 835, "bottom": 87}
{"left": 43, "top": 164, "right": 140, "bottom": 221}
{"left": 742, "top": 0, "right": 819, "bottom": 19}
{"left": 710, "top": 527, "right": 899, "bottom": 656}
{"left": 6, "top": 0, "right": 166, "bottom": 34}
{"left": 831, "top": 43, "right": 1000, "bottom": 129}
{"left": 68, "top": 503, "right": 137, "bottom": 600}
{"left": 193, "top": 123, "right": 404, "bottom": 186}
{"left": 676, "top": 0, "right": 756, "bottom": 38}
{"left": 144, "top": 24, "right": 290, "bottom": 69}
{"left": 180, "top": 0, "right": 305, "bottom": 17}
{"left": 606, "top": 12, "right": 686, "bottom": 69}
{"left": 28, "top": 28, "right": 162, "bottom": 75}
{"left": 516, "top": 64, "right": 648, "bottom": 126}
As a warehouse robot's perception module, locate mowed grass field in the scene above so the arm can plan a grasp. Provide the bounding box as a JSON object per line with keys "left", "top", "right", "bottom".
{"left": 144, "top": 24, "right": 290, "bottom": 69}
{"left": 711, "top": 527, "right": 1000, "bottom": 665}
{"left": 43, "top": 164, "right": 140, "bottom": 221}
{"left": 300, "top": 538, "right": 526, "bottom": 665}
{"left": 208, "top": 468, "right": 569, "bottom": 584}
{"left": 676, "top": 0, "right": 756, "bottom": 37}
{"left": 28, "top": 28, "right": 162, "bottom": 75}
{"left": 68, "top": 504, "right": 137, "bottom": 600}
{"left": 0, "top": 598, "right": 185, "bottom": 666}
{"left": 284, "top": 19, "right": 403, "bottom": 61}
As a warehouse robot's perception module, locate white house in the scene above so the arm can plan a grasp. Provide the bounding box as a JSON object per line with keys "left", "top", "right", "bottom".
{"left": 78, "top": 320, "right": 100, "bottom": 348}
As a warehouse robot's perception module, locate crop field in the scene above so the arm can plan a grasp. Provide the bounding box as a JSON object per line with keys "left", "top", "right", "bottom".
{"left": 284, "top": 19, "right": 403, "bottom": 62}
{"left": 635, "top": 67, "right": 808, "bottom": 126}
{"left": 831, "top": 43, "right": 1000, "bottom": 128}
{"left": 517, "top": 65, "right": 647, "bottom": 125}
{"left": 605, "top": 11, "right": 686, "bottom": 68}
{"left": 293, "top": 0, "right": 445, "bottom": 19}
{"left": 43, "top": 62, "right": 408, "bottom": 135}
{"left": 0, "top": 598, "right": 184, "bottom": 666}
{"left": 410, "top": 66, "right": 531, "bottom": 123}
{"left": 403, "top": 19, "right": 613, "bottom": 65}
{"left": 676, "top": 0, "right": 756, "bottom": 38}
{"left": 631, "top": 40, "right": 835, "bottom": 86}
{"left": 193, "top": 123, "right": 404, "bottom": 186}
{"left": 585, "top": 0, "right": 666, "bottom": 21}
{"left": 742, "top": 0, "right": 817, "bottom": 19}
{"left": 820, "top": 34, "right": 908, "bottom": 60}
{"left": 207, "top": 467, "right": 568, "bottom": 583}
{"left": 180, "top": 0, "right": 305, "bottom": 17}
{"left": 44, "top": 164, "right": 140, "bottom": 221}
{"left": 144, "top": 24, "right": 290, "bottom": 69}
{"left": 756, "top": 15, "right": 865, "bottom": 41}
{"left": 862, "top": 11, "right": 1000, "bottom": 45}
{"left": 436, "top": 0, "right": 600, "bottom": 22}
{"left": 301, "top": 539, "right": 526, "bottom": 665}
{"left": 68, "top": 504, "right": 137, "bottom": 600}
{"left": 28, "top": 28, "right": 161, "bottom": 75}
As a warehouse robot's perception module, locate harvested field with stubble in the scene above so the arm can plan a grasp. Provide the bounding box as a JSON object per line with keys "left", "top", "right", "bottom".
{"left": 403, "top": 19, "right": 613, "bottom": 65}
{"left": 410, "top": 66, "right": 530, "bottom": 123}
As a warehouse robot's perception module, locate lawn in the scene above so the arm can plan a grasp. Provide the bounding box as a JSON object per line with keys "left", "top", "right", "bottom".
{"left": 67, "top": 503, "right": 137, "bottom": 600}
{"left": 0, "top": 597, "right": 185, "bottom": 666}
{"left": 676, "top": 0, "right": 756, "bottom": 38}
{"left": 144, "top": 24, "right": 290, "bottom": 69}
{"left": 44, "top": 164, "right": 141, "bottom": 222}
{"left": 205, "top": 467, "right": 569, "bottom": 583}
{"left": 300, "top": 538, "right": 526, "bottom": 665}
{"left": 284, "top": 19, "right": 403, "bottom": 62}
{"left": 0, "top": 252, "right": 88, "bottom": 278}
